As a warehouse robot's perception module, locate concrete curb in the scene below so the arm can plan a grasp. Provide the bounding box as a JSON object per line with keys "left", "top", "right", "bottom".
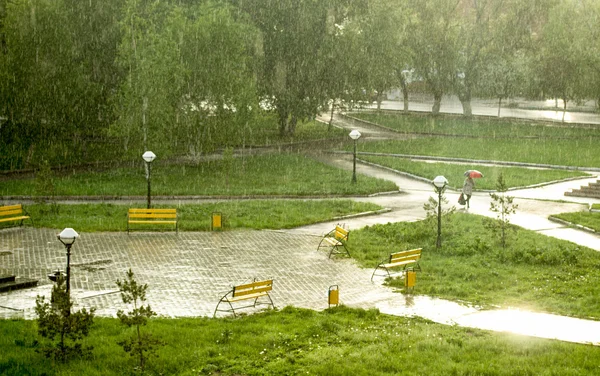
{"left": 548, "top": 216, "right": 598, "bottom": 234}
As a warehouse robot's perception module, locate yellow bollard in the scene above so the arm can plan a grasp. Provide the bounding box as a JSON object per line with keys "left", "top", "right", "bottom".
{"left": 328, "top": 285, "right": 339, "bottom": 308}
{"left": 212, "top": 212, "right": 222, "bottom": 231}
{"left": 405, "top": 268, "right": 416, "bottom": 291}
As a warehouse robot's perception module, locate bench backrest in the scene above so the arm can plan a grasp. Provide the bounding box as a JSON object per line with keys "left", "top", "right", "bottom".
{"left": 128, "top": 208, "right": 177, "bottom": 219}
{"left": 334, "top": 225, "right": 349, "bottom": 241}
{"left": 232, "top": 279, "right": 273, "bottom": 298}
{"left": 0, "top": 204, "right": 24, "bottom": 218}
{"left": 389, "top": 248, "right": 422, "bottom": 263}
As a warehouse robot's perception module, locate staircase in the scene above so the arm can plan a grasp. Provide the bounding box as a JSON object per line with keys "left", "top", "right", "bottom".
{"left": 565, "top": 180, "right": 600, "bottom": 199}
{"left": 0, "top": 275, "right": 38, "bottom": 293}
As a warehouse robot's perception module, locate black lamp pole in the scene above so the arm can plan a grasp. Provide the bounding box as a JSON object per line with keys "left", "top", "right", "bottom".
{"left": 65, "top": 243, "right": 72, "bottom": 295}
{"left": 436, "top": 187, "right": 443, "bottom": 248}
{"left": 352, "top": 138, "right": 357, "bottom": 184}
{"left": 146, "top": 161, "right": 152, "bottom": 209}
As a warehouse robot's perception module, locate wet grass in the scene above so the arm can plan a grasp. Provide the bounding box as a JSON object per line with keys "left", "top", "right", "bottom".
{"left": 348, "top": 212, "right": 600, "bottom": 319}
{"left": 355, "top": 137, "right": 600, "bottom": 168}
{"left": 359, "top": 155, "right": 589, "bottom": 189}
{"left": 354, "top": 112, "right": 600, "bottom": 139}
{"left": 1, "top": 154, "right": 397, "bottom": 197}
{"left": 2, "top": 307, "right": 600, "bottom": 375}
{"left": 12, "top": 200, "right": 383, "bottom": 232}
{"left": 350, "top": 113, "right": 600, "bottom": 168}
{"left": 551, "top": 211, "right": 600, "bottom": 232}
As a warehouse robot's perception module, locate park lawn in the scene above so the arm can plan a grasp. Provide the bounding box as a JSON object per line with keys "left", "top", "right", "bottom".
{"left": 347, "top": 212, "right": 600, "bottom": 319}
{"left": 0, "top": 154, "right": 397, "bottom": 197}
{"left": 592, "top": 204, "right": 600, "bottom": 210}
{"left": 15, "top": 200, "right": 383, "bottom": 232}
{"left": 359, "top": 155, "right": 589, "bottom": 190}
{"left": 551, "top": 211, "right": 600, "bottom": 232}
{"left": 352, "top": 112, "right": 600, "bottom": 139}
{"left": 354, "top": 138, "right": 600, "bottom": 168}
{"left": 2, "top": 307, "right": 600, "bottom": 375}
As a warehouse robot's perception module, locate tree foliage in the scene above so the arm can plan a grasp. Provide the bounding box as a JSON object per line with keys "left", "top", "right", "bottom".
{"left": 116, "top": 269, "right": 162, "bottom": 374}
{"left": 485, "top": 173, "right": 518, "bottom": 248}
{"left": 35, "top": 276, "right": 95, "bottom": 361}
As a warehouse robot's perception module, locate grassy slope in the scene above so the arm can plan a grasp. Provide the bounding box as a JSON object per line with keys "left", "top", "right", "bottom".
{"left": 15, "top": 200, "right": 382, "bottom": 232}
{"left": 2, "top": 307, "right": 599, "bottom": 375}
{"left": 552, "top": 211, "right": 600, "bottom": 232}
{"left": 348, "top": 213, "right": 600, "bottom": 319}
{"left": 359, "top": 155, "right": 589, "bottom": 189}
{"left": 1, "top": 154, "right": 397, "bottom": 197}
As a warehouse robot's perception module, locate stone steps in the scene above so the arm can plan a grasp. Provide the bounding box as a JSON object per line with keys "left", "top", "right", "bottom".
{"left": 565, "top": 180, "right": 600, "bottom": 199}
{"left": 0, "top": 275, "right": 38, "bottom": 293}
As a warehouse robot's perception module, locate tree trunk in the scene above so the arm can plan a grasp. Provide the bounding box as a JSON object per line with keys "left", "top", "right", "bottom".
{"left": 288, "top": 115, "right": 297, "bottom": 135}
{"left": 458, "top": 90, "right": 472, "bottom": 117}
{"left": 562, "top": 97, "right": 568, "bottom": 123}
{"left": 401, "top": 80, "right": 409, "bottom": 112}
{"left": 328, "top": 100, "right": 335, "bottom": 130}
{"left": 497, "top": 97, "right": 502, "bottom": 117}
{"left": 432, "top": 92, "right": 442, "bottom": 115}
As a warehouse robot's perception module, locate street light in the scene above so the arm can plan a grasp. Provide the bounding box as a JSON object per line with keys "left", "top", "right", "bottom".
{"left": 142, "top": 151, "right": 156, "bottom": 209}
{"left": 57, "top": 228, "right": 79, "bottom": 296}
{"left": 349, "top": 130, "right": 361, "bottom": 184}
{"left": 432, "top": 175, "right": 448, "bottom": 249}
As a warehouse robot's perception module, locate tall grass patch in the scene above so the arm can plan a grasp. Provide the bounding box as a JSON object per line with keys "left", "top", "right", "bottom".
{"left": 2, "top": 307, "right": 600, "bottom": 375}
{"left": 359, "top": 155, "right": 589, "bottom": 189}
{"left": 1, "top": 154, "right": 397, "bottom": 197}
{"left": 348, "top": 213, "right": 600, "bottom": 318}
{"left": 23, "top": 200, "right": 382, "bottom": 232}
{"left": 552, "top": 211, "right": 600, "bottom": 232}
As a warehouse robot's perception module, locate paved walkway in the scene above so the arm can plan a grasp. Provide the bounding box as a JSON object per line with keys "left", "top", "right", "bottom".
{"left": 2, "top": 108, "right": 600, "bottom": 346}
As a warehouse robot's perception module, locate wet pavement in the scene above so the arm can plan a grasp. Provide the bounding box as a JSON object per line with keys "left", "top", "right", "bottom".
{"left": 2, "top": 105, "right": 600, "bottom": 346}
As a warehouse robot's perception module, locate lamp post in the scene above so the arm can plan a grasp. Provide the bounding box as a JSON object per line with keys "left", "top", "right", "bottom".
{"left": 57, "top": 228, "right": 79, "bottom": 297}
{"left": 142, "top": 151, "right": 156, "bottom": 209}
{"left": 432, "top": 175, "right": 448, "bottom": 249}
{"left": 349, "top": 130, "right": 361, "bottom": 184}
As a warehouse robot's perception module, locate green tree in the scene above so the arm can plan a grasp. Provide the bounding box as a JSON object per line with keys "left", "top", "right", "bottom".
{"left": 407, "top": 0, "right": 460, "bottom": 115}
{"left": 234, "top": 0, "right": 340, "bottom": 136}
{"left": 35, "top": 276, "right": 95, "bottom": 361}
{"left": 116, "top": 269, "right": 162, "bottom": 374}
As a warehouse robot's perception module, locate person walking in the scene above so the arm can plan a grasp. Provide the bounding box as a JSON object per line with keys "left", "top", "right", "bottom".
{"left": 462, "top": 176, "right": 475, "bottom": 209}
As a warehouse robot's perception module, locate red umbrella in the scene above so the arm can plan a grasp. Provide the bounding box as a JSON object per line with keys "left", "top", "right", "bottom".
{"left": 464, "top": 170, "right": 484, "bottom": 178}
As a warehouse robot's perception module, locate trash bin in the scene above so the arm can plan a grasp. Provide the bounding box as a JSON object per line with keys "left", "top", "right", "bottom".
{"left": 328, "top": 285, "right": 339, "bottom": 308}
{"left": 212, "top": 212, "right": 222, "bottom": 231}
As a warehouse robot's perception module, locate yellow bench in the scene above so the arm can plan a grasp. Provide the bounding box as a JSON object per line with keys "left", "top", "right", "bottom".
{"left": 214, "top": 279, "right": 275, "bottom": 318}
{"left": 371, "top": 248, "right": 422, "bottom": 282}
{"left": 0, "top": 204, "right": 33, "bottom": 228}
{"left": 317, "top": 225, "right": 350, "bottom": 258}
{"left": 127, "top": 208, "right": 178, "bottom": 233}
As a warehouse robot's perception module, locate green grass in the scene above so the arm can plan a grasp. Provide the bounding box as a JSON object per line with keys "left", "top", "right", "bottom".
{"left": 359, "top": 155, "right": 589, "bottom": 189}
{"left": 355, "top": 138, "right": 600, "bottom": 168}
{"left": 12, "top": 200, "right": 383, "bottom": 232}
{"left": 348, "top": 112, "right": 600, "bottom": 168}
{"left": 348, "top": 212, "right": 600, "bottom": 319}
{"left": 552, "top": 211, "right": 600, "bottom": 232}
{"left": 592, "top": 204, "right": 600, "bottom": 210}
{"left": 2, "top": 307, "right": 600, "bottom": 375}
{"left": 1, "top": 154, "right": 397, "bottom": 197}
{"left": 353, "top": 112, "right": 600, "bottom": 139}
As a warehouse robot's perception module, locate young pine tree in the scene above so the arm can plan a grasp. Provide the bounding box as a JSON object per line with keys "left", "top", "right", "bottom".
{"left": 486, "top": 173, "right": 518, "bottom": 248}
{"left": 35, "top": 276, "right": 95, "bottom": 361}
{"left": 116, "top": 269, "right": 162, "bottom": 374}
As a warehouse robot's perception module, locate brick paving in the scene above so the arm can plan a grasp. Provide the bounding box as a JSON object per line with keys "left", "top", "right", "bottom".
{"left": 0, "top": 227, "right": 401, "bottom": 319}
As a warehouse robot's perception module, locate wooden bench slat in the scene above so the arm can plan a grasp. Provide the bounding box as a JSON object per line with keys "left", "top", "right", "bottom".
{"left": 0, "top": 204, "right": 23, "bottom": 213}
{"left": 0, "top": 204, "right": 32, "bottom": 228}
{"left": 317, "top": 225, "right": 350, "bottom": 258}
{"left": 214, "top": 279, "right": 275, "bottom": 318}
{"left": 128, "top": 220, "right": 177, "bottom": 224}
{"left": 128, "top": 209, "right": 176, "bottom": 213}
{"left": 129, "top": 213, "right": 177, "bottom": 219}
{"left": 372, "top": 248, "right": 422, "bottom": 282}
{"left": 127, "top": 208, "right": 178, "bottom": 233}
{"left": 0, "top": 216, "right": 30, "bottom": 223}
